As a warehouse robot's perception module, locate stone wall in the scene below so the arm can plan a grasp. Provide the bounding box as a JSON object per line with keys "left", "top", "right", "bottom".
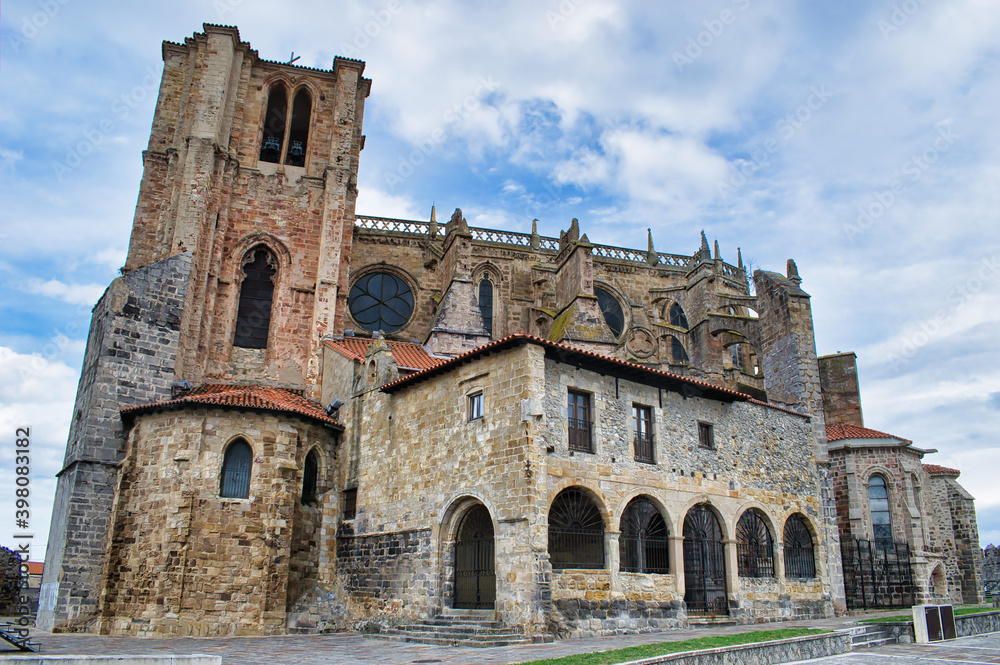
{"left": 38, "top": 253, "right": 191, "bottom": 632}
{"left": 817, "top": 353, "right": 863, "bottom": 427}
{"left": 97, "top": 408, "right": 337, "bottom": 636}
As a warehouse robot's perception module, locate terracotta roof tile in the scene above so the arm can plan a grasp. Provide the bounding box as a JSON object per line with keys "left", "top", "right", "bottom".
{"left": 121, "top": 384, "right": 342, "bottom": 427}
{"left": 923, "top": 464, "right": 961, "bottom": 476}
{"left": 26, "top": 561, "right": 43, "bottom": 576}
{"left": 380, "top": 334, "right": 760, "bottom": 406}
{"left": 826, "top": 422, "right": 911, "bottom": 443}
{"left": 324, "top": 338, "right": 442, "bottom": 371}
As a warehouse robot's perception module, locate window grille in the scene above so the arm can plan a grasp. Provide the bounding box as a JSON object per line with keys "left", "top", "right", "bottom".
{"left": 301, "top": 449, "right": 318, "bottom": 505}
{"left": 548, "top": 488, "right": 605, "bottom": 569}
{"left": 736, "top": 509, "right": 775, "bottom": 578}
{"left": 478, "top": 276, "right": 493, "bottom": 337}
{"left": 620, "top": 497, "right": 669, "bottom": 573}
{"left": 220, "top": 439, "right": 252, "bottom": 499}
{"left": 633, "top": 404, "right": 654, "bottom": 463}
{"left": 468, "top": 391, "right": 484, "bottom": 421}
{"left": 698, "top": 422, "right": 714, "bottom": 449}
{"left": 348, "top": 272, "right": 414, "bottom": 333}
{"left": 342, "top": 487, "right": 357, "bottom": 520}
{"left": 234, "top": 248, "right": 277, "bottom": 349}
{"left": 783, "top": 514, "right": 816, "bottom": 578}
{"left": 567, "top": 390, "right": 592, "bottom": 453}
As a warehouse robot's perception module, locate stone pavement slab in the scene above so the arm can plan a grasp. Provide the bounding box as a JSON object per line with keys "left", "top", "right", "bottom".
{"left": 785, "top": 632, "right": 1000, "bottom": 664}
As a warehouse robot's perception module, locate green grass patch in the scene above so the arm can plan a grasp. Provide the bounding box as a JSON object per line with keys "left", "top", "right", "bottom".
{"left": 516, "top": 628, "right": 831, "bottom": 665}
{"left": 859, "top": 605, "right": 997, "bottom": 624}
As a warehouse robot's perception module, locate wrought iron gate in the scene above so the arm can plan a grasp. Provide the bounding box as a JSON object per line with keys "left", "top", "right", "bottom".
{"left": 683, "top": 504, "right": 728, "bottom": 615}
{"left": 454, "top": 505, "right": 496, "bottom": 609}
{"left": 841, "top": 537, "right": 914, "bottom": 609}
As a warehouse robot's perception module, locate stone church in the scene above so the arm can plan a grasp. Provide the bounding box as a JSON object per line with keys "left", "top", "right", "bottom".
{"left": 38, "top": 25, "right": 983, "bottom": 639}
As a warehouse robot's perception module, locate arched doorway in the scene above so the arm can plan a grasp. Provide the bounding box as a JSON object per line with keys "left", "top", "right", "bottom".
{"left": 454, "top": 504, "right": 495, "bottom": 609}
{"left": 683, "top": 504, "right": 728, "bottom": 615}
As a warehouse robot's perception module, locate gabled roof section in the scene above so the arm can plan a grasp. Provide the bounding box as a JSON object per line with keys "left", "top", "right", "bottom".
{"left": 826, "top": 422, "right": 911, "bottom": 444}
{"left": 121, "top": 384, "right": 342, "bottom": 428}
{"left": 380, "top": 334, "right": 753, "bottom": 405}
{"left": 924, "top": 464, "right": 961, "bottom": 477}
{"left": 323, "top": 338, "right": 442, "bottom": 372}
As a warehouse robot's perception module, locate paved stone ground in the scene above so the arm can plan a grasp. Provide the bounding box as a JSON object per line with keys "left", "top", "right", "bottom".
{"left": 2, "top": 614, "right": 998, "bottom": 665}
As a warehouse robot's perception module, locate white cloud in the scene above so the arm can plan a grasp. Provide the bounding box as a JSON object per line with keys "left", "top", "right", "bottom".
{"left": 355, "top": 186, "right": 424, "bottom": 221}
{"left": 22, "top": 278, "right": 106, "bottom": 306}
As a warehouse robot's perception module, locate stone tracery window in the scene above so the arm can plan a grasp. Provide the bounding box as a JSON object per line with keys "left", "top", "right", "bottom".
{"left": 669, "top": 303, "right": 689, "bottom": 329}
{"left": 348, "top": 272, "right": 414, "bottom": 333}
{"left": 670, "top": 336, "right": 689, "bottom": 363}
{"left": 478, "top": 274, "right": 493, "bottom": 337}
{"left": 220, "top": 439, "right": 252, "bottom": 499}
{"left": 234, "top": 247, "right": 277, "bottom": 349}
{"left": 595, "top": 286, "right": 624, "bottom": 338}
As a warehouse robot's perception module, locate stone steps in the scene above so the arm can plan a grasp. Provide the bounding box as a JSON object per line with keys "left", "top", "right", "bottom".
{"left": 365, "top": 610, "right": 533, "bottom": 648}
{"left": 849, "top": 624, "right": 898, "bottom": 649}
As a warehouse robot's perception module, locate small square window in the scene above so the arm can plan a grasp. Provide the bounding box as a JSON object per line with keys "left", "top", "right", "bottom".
{"left": 468, "top": 391, "right": 484, "bottom": 421}
{"left": 343, "top": 487, "right": 357, "bottom": 520}
{"left": 698, "top": 422, "right": 715, "bottom": 450}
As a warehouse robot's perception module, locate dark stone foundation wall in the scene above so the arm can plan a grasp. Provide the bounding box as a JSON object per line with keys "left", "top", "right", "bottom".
{"left": 551, "top": 599, "right": 685, "bottom": 637}
{"left": 335, "top": 527, "right": 436, "bottom": 621}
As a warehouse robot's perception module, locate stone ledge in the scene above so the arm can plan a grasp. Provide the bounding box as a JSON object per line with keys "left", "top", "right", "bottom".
{"left": 616, "top": 630, "right": 851, "bottom": 665}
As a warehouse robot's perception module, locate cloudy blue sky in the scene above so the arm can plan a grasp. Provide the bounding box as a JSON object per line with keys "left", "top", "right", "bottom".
{"left": 1, "top": 0, "right": 999, "bottom": 560}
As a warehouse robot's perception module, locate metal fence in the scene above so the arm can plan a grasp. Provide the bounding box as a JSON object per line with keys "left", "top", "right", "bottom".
{"left": 841, "top": 538, "right": 915, "bottom": 609}
{"left": 549, "top": 528, "right": 605, "bottom": 569}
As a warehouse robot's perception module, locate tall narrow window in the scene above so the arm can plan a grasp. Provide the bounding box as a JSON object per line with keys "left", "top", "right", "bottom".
{"left": 633, "top": 404, "right": 654, "bottom": 463}
{"left": 220, "top": 439, "right": 252, "bottom": 499}
{"left": 868, "top": 474, "right": 893, "bottom": 543}
{"left": 736, "top": 510, "right": 775, "bottom": 578}
{"left": 301, "top": 449, "right": 318, "bottom": 505}
{"left": 783, "top": 514, "right": 816, "bottom": 579}
{"left": 729, "top": 344, "right": 744, "bottom": 370}
{"left": 285, "top": 88, "right": 311, "bottom": 167}
{"left": 698, "top": 421, "right": 715, "bottom": 449}
{"left": 259, "top": 84, "right": 287, "bottom": 163}
{"left": 548, "top": 488, "right": 605, "bottom": 569}
{"left": 342, "top": 487, "right": 357, "bottom": 520}
{"left": 468, "top": 391, "right": 484, "bottom": 421}
{"left": 669, "top": 303, "right": 689, "bottom": 329}
{"left": 478, "top": 275, "right": 493, "bottom": 337}
{"left": 234, "top": 247, "right": 277, "bottom": 348}
{"left": 567, "top": 390, "right": 592, "bottom": 453}
{"left": 620, "top": 497, "right": 669, "bottom": 573}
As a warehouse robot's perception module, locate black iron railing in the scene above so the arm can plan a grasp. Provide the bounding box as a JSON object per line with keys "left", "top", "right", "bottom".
{"left": 841, "top": 537, "right": 914, "bottom": 609}
{"left": 549, "top": 528, "right": 605, "bottom": 569}
{"left": 568, "top": 418, "right": 593, "bottom": 453}
{"left": 633, "top": 434, "right": 654, "bottom": 464}
{"left": 737, "top": 542, "right": 775, "bottom": 578}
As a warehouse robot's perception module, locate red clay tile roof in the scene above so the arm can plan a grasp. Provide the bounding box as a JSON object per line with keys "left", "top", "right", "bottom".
{"left": 923, "top": 464, "right": 961, "bottom": 476}
{"left": 380, "top": 334, "right": 761, "bottom": 406}
{"left": 121, "top": 384, "right": 342, "bottom": 427}
{"left": 324, "top": 338, "right": 442, "bottom": 372}
{"left": 826, "top": 422, "right": 911, "bottom": 444}
{"left": 26, "top": 561, "right": 43, "bottom": 576}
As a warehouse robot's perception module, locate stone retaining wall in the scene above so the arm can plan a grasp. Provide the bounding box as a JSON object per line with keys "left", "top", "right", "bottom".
{"left": 621, "top": 630, "right": 851, "bottom": 665}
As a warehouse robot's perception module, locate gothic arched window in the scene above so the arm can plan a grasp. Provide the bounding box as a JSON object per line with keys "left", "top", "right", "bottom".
{"left": 220, "top": 439, "right": 252, "bottom": 499}
{"left": 670, "top": 336, "right": 689, "bottom": 363}
{"left": 301, "top": 449, "right": 319, "bottom": 505}
{"left": 736, "top": 509, "right": 774, "bottom": 578}
{"left": 548, "top": 488, "right": 605, "bottom": 570}
{"left": 595, "top": 287, "right": 624, "bottom": 338}
{"left": 478, "top": 275, "right": 493, "bottom": 337}
{"left": 868, "top": 474, "right": 893, "bottom": 543}
{"left": 669, "top": 303, "right": 689, "bottom": 329}
{"left": 285, "top": 89, "right": 311, "bottom": 167}
{"left": 783, "top": 514, "right": 816, "bottom": 579}
{"left": 234, "top": 247, "right": 277, "bottom": 349}
{"left": 620, "top": 497, "right": 669, "bottom": 573}
{"left": 259, "top": 84, "right": 287, "bottom": 163}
